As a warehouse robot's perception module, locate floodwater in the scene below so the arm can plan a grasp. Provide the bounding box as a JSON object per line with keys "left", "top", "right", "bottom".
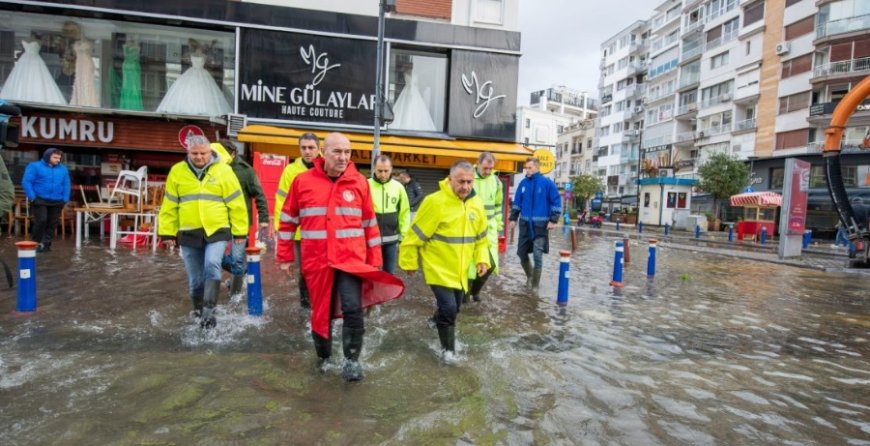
{"left": 0, "top": 231, "right": 868, "bottom": 445}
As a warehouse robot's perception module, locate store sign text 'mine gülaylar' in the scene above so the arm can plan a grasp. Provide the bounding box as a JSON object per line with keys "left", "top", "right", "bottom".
{"left": 238, "top": 29, "right": 378, "bottom": 126}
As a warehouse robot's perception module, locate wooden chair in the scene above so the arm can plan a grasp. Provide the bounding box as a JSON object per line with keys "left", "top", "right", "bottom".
{"left": 58, "top": 202, "right": 76, "bottom": 239}
{"left": 7, "top": 196, "right": 31, "bottom": 237}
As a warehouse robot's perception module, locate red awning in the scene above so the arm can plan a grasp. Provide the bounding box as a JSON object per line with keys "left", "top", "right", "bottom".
{"left": 730, "top": 191, "right": 783, "bottom": 207}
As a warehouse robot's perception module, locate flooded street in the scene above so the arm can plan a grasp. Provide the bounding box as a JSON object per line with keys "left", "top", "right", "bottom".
{"left": 0, "top": 231, "right": 868, "bottom": 445}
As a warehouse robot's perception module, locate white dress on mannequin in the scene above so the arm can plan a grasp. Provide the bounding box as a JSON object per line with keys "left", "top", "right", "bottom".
{"left": 0, "top": 40, "right": 67, "bottom": 105}
{"left": 391, "top": 71, "right": 436, "bottom": 131}
{"left": 157, "top": 54, "right": 231, "bottom": 115}
{"left": 70, "top": 39, "right": 99, "bottom": 107}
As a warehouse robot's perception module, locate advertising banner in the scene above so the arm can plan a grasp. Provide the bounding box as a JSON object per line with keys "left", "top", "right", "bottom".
{"left": 447, "top": 50, "right": 518, "bottom": 140}
{"left": 787, "top": 159, "right": 811, "bottom": 235}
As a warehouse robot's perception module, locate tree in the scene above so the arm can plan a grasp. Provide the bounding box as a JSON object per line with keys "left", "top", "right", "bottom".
{"left": 571, "top": 173, "right": 603, "bottom": 211}
{"left": 697, "top": 152, "right": 750, "bottom": 220}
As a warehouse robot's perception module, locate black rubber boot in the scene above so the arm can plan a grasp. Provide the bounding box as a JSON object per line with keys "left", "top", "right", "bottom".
{"left": 299, "top": 277, "right": 311, "bottom": 309}
{"left": 521, "top": 260, "right": 533, "bottom": 287}
{"left": 437, "top": 325, "right": 455, "bottom": 353}
{"left": 341, "top": 327, "right": 365, "bottom": 382}
{"left": 190, "top": 294, "right": 204, "bottom": 319}
{"left": 229, "top": 274, "right": 245, "bottom": 297}
{"left": 200, "top": 279, "right": 220, "bottom": 329}
{"left": 312, "top": 332, "right": 332, "bottom": 371}
{"left": 531, "top": 269, "right": 542, "bottom": 293}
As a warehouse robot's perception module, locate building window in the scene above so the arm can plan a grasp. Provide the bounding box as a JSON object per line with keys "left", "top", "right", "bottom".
{"left": 774, "top": 129, "right": 809, "bottom": 150}
{"left": 777, "top": 91, "right": 811, "bottom": 114}
{"left": 388, "top": 48, "right": 447, "bottom": 132}
{"left": 771, "top": 167, "right": 784, "bottom": 188}
{"left": 785, "top": 0, "right": 803, "bottom": 7}
{"left": 809, "top": 165, "right": 828, "bottom": 188}
{"left": 781, "top": 53, "right": 812, "bottom": 79}
{"left": 710, "top": 51, "right": 730, "bottom": 69}
{"left": 525, "top": 118, "right": 530, "bottom": 128}
{"left": 746, "top": 41, "right": 751, "bottom": 55}
{"left": 475, "top": 0, "right": 504, "bottom": 24}
{"left": 784, "top": 16, "right": 815, "bottom": 41}
{"left": 743, "top": 1, "right": 765, "bottom": 26}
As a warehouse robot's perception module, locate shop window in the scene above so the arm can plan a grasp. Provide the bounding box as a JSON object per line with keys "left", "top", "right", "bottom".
{"left": 387, "top": 48, "right": 447, "bottom": 132}
{"left": 771, "top": 167, "right": 784, "bottom": 188}
{"left": 809, "top": 165, "right": 827, "bottom": 188}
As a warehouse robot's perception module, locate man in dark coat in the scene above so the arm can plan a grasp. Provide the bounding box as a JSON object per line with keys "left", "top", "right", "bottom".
{"left": 398, "top": 170, "right": 423, "bottom": 218}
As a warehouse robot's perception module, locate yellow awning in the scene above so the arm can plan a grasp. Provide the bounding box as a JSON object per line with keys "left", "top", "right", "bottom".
{"left": 237, "top": 124, "right": 532, "bottom": 171}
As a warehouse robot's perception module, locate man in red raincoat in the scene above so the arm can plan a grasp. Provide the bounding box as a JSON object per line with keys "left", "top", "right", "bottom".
{"left": 276, "top": 132, "right": 403, "bottom": 382}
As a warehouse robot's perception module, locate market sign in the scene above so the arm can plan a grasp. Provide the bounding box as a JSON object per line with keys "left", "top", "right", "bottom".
{"left": 533, "top": 148, "right": 555, "bottom": 174}
{"left": 238, "top": 29, "right": 377, "bottom": 125}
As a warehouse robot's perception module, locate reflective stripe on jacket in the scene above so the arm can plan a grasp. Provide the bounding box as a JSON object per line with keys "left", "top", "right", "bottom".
{"left": 399, "top": 177, "right": 490, "bottom": 292}
{"left": 273, "top": 157, "right": 310, "bottom": 235}
{"left": 367, "top": 177, "right": 410, "bottom": 245}
{"left": 158, "top": 157, "right": 248, "bottom": 238}
{"left": 469, "top": 167, "right": 503, "bottom": 277}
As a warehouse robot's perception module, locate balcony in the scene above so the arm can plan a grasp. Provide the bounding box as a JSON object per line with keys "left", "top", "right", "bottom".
{"left": 676, "top": 102, "right": 698, "bottom": 117}
{"left": 700, "top": 93, "right": 732, "bottom": 109}
{"left": 678, "top": 72, "right": 700, "bottom": 89}
{"left": 626, "top": 61, "right": 646, "bottom": 75}
{"left": 807, "top": 139, "right": 868, "bottom": 154}
{"left": 732, "top": 118, "right": 757, "bottom": 133}
{"left": 705, "top": 30, "right": 738, "bottom": 52}
{"left": 699, "top": 123, "right": 732, "bottom": 137}
{"left": 682, "top": 19, "right": 705, "bottom": 36}
{"left": 643, "top": 135, "right": 674, "bottom": 149}
{"left": 816, "top": 14, "right": 870, "bottom": 40}
{"left": 623, "top": 83, "right": 646, "bottom": 98}
{"left": 681, "top": 42, "right": 704, "bottom": 61}
{"left": 813, "top": 57, "right": 870, "bottom": 80}
{"left": 675, "top": 130, "right": 696, "bottom": 145}
{"left": 645, "top": 88, "right": 675, "bottom": 103}
{"left": 707, "top": 1, "right": 739, "bottom": 22}
{"left": 676, "top": 159, "right": 696, "bottom": 169}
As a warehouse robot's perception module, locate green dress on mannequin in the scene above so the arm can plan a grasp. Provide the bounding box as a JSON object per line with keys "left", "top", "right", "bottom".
{"left": 120, "top": 43, "right": 143, "bottom": 110}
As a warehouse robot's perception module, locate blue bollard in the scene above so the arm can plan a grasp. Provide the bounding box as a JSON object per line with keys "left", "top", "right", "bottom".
{"left": 15, "top": 241, "right": 38, "bottom": 314}
{"left": 616, "top": 218, "right": 621, "bottom": 232}
{"left": 647, "top": 239, "right": 657, "bottom": 277}
{"left": 728, "top": 225, "right": 734, "bottom": 242}
{"left": 556, "top": 250, "right": 571, "bottom": 306}
{"left": 802, "top": 230, "right": 812, "bottom": 249}
{"left": 695, "top": 225, "right": 701, "bottom": 239}
{"left": 610, "top": 241, "right": 624, "bottom": 288}
{"left": 760, "top": 227, "right": 768, "bottom": 245}
{"left": 245, "top": 246, "right": 263, "bottom": 316}
{"left": 638, "top": 222, "right": 644, "bottom": 233}
{"left": 664, "top": 223, "right": 670, "bottom": 236}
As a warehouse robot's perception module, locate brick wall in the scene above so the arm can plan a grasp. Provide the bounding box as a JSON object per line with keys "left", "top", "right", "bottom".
{"left": 396, "top": 0, "right": 452, "bottom": 20}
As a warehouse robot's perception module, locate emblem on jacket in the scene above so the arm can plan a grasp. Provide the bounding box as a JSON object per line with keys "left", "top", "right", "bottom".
{"left": 469, "top": 213, "right": 476, "bottom": 222}
{"left": 390, "top": 197, "right": 397, "bottom": 205}
{"left": 343, "top": 190, "right": 355, "bottom": 202}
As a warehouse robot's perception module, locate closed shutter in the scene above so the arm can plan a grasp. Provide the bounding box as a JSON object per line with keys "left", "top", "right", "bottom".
{"left": 405, "top": 168, "right": 449, "bottom": 200}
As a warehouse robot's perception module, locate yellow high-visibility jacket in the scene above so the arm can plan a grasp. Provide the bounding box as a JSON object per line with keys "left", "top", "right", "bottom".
{"left": 469, "top": 167, "right": 503, "bottom": 277}
{"left": 159, "top": 156, "right": 248, "bottom": 238}
{"left": 273, "top": 157, "right": 311, "bottom": 235}
{"left": 399, "top": 178, "right": 490, "bottom": 292}
{"left": 368, "top": 177, "right": 410, "bottom": 245}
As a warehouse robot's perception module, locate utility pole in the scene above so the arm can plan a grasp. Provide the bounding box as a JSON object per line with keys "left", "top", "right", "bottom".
{"left": 635, "top": 129, "right": 644, "bottom": 211}
{"left": 371, "top": 0, "right": 395, "bottom": 176}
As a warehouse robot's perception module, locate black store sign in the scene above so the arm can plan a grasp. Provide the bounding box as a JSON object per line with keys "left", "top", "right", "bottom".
{"left": 448, "top": 50, "right": 519, "bottom": 141}
{"left": 239, "top": 29, "right": 377, "bottom": 125}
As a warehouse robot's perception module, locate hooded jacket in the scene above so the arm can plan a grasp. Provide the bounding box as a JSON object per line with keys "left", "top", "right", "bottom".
{"left": 22, "top": 148, "right": 70, "bottom": 203}
{"left": 399, "top": 177, "right": 490, "bottom": 291}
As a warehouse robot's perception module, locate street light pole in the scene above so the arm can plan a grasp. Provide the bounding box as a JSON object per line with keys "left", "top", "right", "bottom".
{"left": 372, "top": 0, "right": 394, "bottom": 176}
{"left": 635, "top": 129, "right": 644, "bottom": 211}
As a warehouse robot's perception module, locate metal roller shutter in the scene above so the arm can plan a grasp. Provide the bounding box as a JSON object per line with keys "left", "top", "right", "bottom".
{"left": 404, "top": 167, "right": 449, "bottom": 200}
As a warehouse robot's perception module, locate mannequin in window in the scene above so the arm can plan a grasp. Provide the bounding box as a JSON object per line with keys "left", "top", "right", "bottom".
{"left": 0, "top": 38, "right": 67, "bottom": 105}
{"left": 390, "top": 64, "right": 436, "bottom": 131}
{"left": 70, "top": 38, "right": 99, "bottom": 107}
{"left": 120, "top": 37, "right": 143, "bottom": 110}
{"left": 156, "top": 41, "right": 231, "bottom": 116}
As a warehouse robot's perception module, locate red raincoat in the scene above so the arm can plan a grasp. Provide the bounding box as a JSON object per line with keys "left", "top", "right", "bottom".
{"left": 276, "top": 158, "right": 404, "bottom": 338}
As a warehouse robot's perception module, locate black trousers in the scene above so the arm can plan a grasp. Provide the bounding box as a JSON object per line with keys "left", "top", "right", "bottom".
{"left": 31, "top": 200, "right": 64, "bottom": 246}
{"left": 333, "top": 270, "right": 363, "bottom": 330}
{"left": 431, "top": 285, "right": 463, "bottom": 328}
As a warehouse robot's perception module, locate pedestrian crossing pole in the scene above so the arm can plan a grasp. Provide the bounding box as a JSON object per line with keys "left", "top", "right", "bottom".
{"left": 647, "top": 239, "right": 657, "bottom": 278}
{"left": 556, "top": 250, "right": 571, "bottom": 306}
{"left": 610, "top": 241, "right": 624, "bottom": 288}
{"left": 15, "top": 241, "right": 38, "bottom": 314}
{"left": 245, "top": 247, "right": 263, "bottom": 316}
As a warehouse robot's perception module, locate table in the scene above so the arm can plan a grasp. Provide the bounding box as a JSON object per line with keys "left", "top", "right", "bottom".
{"left": 75, "top": 206, "right": 158, "bottom": 251}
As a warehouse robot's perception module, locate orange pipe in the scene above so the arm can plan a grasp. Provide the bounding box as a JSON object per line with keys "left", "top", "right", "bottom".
{"left": 824, "top": 75, "right": 870, "bottom": 153}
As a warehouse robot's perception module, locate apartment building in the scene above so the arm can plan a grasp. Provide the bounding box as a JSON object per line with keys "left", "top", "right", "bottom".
{"left": 597, "top": 20, "right": 648, "bottom": 208}
{"left": 517, "top": 86, "right": 597, "bottom": 180}
{"left": 554, "top": 119, "right": 596, "bottom": 187}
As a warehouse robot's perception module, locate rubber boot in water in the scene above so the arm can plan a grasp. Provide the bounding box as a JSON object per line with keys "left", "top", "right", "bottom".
{"left": 531, "top": 269, "right": 542, "bottom": 293}
{"left": 229, "top": 274, "right": 245, "bottom": 297}
{"left": 299, "top": 278, "right": 311, "bottom": 309}
{"left": 437, "top": 325, "right": 455, "bottom": 353}
{"left": 190, "top": 294, "right": 204, "bottom": 319}
{"left": 521, "top": 260, "right": 533, "bottom": 287}
{"left": 200, "top": 279, "right": 220, "bottom": 329}
{"left": 341, "top": 327, "right": 365, "bottom": 382}
{"left": 312, "top": 332, "right": 332, "bottom": 372}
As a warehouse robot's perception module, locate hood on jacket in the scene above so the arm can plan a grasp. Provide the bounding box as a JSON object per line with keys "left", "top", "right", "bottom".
{"left": 42, "top": 147, "right": 62, "bottom": 163}
{"left": 210, "top": 142, "right": 233, "bottom": 165}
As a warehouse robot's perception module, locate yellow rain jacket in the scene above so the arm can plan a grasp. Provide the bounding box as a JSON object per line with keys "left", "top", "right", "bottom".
{"left": 469, "top": 167, "right": 503, "bottom": 277}
{"left": 159, "top": 155, "right": 248, "bottom": 239}
{"left": 399, "top": 177, "right": 490, "bottom": 292}
{"left": 273, "top": 157, "right": 311, "bottom": 235}
{"left": 210, "top": 142, "right": 232, "bottom": 165}
{"left": 367, "top": 177, "right": 410, "bottom": 245}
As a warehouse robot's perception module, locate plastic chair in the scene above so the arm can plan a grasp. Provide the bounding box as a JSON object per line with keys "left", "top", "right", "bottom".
{"left": 108, "top": 166, "right": 148, "bottom": 211}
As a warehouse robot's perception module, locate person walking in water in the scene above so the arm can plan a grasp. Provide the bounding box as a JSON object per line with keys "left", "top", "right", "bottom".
{"left": 400, "top": 160, "right": 489, "bottom": 360}
{"left": 465, "top": 152, "right": 502, "bottom": 303}
{"left": 274, "top": 133, "right": 321, "bottom": 309}
{"left": 158, "top": 135, "right": 248, "bottom": 329}
{"left": 22, "top": 147, "right": 70, "bottom": 253}
{"left": 368, "top": 154, "right": 410, "bottom": 274}
{"left": 276, "top": 132, "right": 403, "bottom": 382}
{"left": 509, "top": 157, "right": 561, "bottom": 293}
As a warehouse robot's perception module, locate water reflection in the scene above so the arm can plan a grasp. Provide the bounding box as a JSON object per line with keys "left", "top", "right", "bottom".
{"left": 0, "top": 235, "right": 868, "bottom": 445}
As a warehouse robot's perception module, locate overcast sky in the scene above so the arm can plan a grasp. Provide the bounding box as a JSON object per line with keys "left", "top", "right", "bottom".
{"left": 517, "top": 0, "right": 653, "bottom": 107}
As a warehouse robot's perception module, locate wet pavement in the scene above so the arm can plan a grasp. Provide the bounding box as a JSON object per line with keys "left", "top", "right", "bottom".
{"left": 0, "top": 230, "right": 868, "bottom": 445}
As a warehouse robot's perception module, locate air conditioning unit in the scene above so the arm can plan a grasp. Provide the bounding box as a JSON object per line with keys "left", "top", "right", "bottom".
{"left": 775, "top": 41, "right": 790, "bottom": 55}
{"left": 625, "top": 130, "right": 638, "bottom": 137}
{"left": 720, "top": 94, "right": 731, "bottom": 101}
{"left": 635, "top": 106, "right": 644, "bottom": 113}
{"left": 658, "top": 168, "right": 672, "bottom": 177}
{"left": 226, "top": 113, "right": 247, "bottom": 137}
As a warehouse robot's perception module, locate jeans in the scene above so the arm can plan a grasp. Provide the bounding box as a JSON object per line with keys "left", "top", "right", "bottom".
{"left": 180, "top": 241, "right": 228, "bottom": 297}
{"left": 222, "top": 237, "right": 247, "bottom": 275}
{"left": 381, "top": 243, "right": 398, "bottom": 274}
{"left": 431, "top": 285, "right": 463, "bottom": 328}
{"left": 31, "top": 200, "right": 63, "bottom": 246}
{"left": 333, "top": 270, "right": 363, "bottom": 330}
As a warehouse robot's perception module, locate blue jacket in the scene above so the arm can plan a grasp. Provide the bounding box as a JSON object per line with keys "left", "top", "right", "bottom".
{"left": 509, "top": 172, "right": 561, "bottom": 237}
{"left": 22, "top": 148, "right": 70, "bottom": 203}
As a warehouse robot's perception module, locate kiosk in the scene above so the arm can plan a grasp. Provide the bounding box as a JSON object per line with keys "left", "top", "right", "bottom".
{"left": 730, "top": 191, "right": 782, "bottom": 241}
